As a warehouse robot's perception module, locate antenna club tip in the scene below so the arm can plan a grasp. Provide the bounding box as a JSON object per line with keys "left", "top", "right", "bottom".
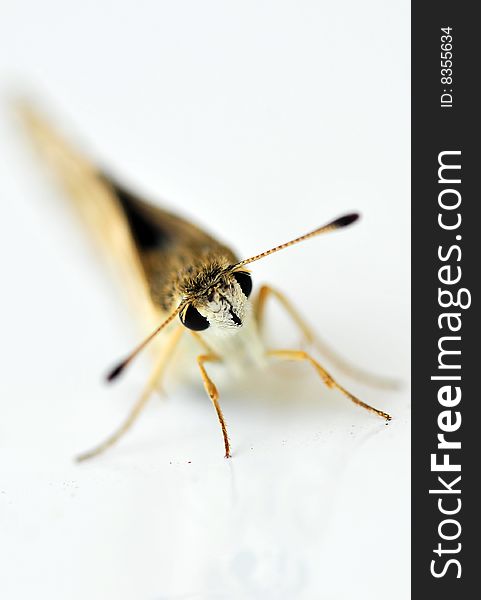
{"left": 106, "top": 362, "right": 125, "bottom": 383}
{"left": 333, "top": 212, "right": 360, "bottom": 228}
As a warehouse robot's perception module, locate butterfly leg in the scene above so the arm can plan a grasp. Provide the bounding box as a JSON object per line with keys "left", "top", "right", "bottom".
{"left": 76, "top": 327, "right": 183, "bottom": 462}
{"left": 255, "top": 284, "right": 398, "bottom": 389}
{"left": 267, "top": 349, "right": 391, "bottom": 420}
{"left": 197, "top": 354, "right": 231, "bottom": 458}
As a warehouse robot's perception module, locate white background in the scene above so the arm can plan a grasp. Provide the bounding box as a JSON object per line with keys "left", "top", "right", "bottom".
{"left": 0, "top": 1, "right": 410, "bottom": 599}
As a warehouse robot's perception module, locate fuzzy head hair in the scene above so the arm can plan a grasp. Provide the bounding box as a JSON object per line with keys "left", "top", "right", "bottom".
{"left": 177, "top": 256, "right": 253, "bottom": 334}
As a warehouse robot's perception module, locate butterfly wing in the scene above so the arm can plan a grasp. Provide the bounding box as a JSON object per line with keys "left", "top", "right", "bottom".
{"left": 17, "top": 102, "right": 237, "bottom": 334}
{"left": 17, "top": 101, "right": 162, "bottom": 330}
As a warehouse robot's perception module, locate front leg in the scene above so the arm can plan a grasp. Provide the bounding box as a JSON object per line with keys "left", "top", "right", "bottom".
{"left": 255, "top": 284, "right": 398, "bottom": 389}
{"left": 267, "top": 349, "right": 391, "bottom": 420}
{"left": 76, "top": 326, "right": 183, "bottom": 462}
{"left": 197, "top": 354, "right": 231, "bottom": 458}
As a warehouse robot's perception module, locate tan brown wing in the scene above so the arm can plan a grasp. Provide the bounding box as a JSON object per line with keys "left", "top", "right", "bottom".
{"left": 17, "top": 101, "right": 237, "bottom": 321}
{"left": 16, "top": 101, "right": 164, "bottom": 334}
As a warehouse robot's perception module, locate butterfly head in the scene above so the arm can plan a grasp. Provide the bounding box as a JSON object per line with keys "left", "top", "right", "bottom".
{"left": 179, "top": 265, "right": 253, "bottom": 334}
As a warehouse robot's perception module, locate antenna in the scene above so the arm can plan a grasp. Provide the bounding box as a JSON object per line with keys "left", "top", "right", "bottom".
{"left": 106, "top": 302, "right": 185, "bottom": 382}
{"left": 233, "top": 213, "right": 360, "bottom": 269}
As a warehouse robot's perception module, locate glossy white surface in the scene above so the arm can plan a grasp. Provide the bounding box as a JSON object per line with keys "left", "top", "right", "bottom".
{"left": 0, "top": 1, "right": 410, "bottom": 598}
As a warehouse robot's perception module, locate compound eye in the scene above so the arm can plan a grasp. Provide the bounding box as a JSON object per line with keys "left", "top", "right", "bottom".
{"left": 180, "top": 304, "right": 210, "bottom": 331}
{"left": 233, "top": 271, "right": 252, "bottom": 298}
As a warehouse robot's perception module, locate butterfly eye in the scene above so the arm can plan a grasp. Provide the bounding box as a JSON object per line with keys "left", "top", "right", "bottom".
{"left": 233, "top": 271, "right": 252, "bottom": 298}
{"left": 180, "top": 304, "right": 210, "bottom": 331}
